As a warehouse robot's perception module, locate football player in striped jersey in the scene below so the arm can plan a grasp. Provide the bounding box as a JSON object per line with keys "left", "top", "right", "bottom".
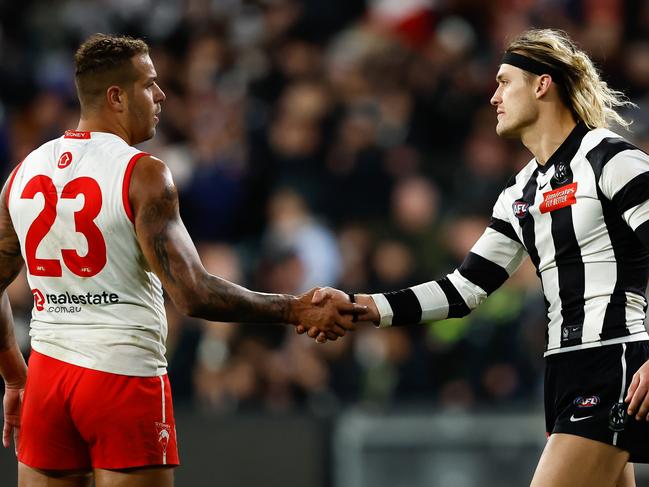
{"left": 303, "top": 29, "right": 649, "bottom": 487}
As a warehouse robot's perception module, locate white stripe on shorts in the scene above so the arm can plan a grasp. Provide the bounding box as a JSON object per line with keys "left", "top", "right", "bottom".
{"left": 159, "top": 376, "right": 166, "bottom": 464}
{"left": 613, "top": 344, "right": 627, "bottom": 446}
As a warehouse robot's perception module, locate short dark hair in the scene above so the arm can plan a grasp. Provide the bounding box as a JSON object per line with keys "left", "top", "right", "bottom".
{"left": 74, "top": 33, "right": 149, "bottom": 112}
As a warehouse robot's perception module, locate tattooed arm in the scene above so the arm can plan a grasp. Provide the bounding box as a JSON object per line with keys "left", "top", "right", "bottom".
{"left": 129, "top": 156, "right": 363, "bottom": 337}
{"left": 0, "top": 178, "right": 27, "bottom": 449}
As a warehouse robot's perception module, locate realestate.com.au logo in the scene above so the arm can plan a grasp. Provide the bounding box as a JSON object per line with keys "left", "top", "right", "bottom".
{"left": 32, "top": 289, "right": 45, "bottom": 311}
{"left": 31, "top": 288, "right": 120, "bottom": 313}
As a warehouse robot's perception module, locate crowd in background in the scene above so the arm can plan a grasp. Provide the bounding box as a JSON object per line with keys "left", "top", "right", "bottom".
{"left": 1, "top": 0, "right": 648, "bottom": 414}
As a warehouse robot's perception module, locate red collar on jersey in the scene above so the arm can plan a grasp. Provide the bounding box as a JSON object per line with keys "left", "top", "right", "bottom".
{"left": 64, "top": 130, "right": 91, "bottom": 139}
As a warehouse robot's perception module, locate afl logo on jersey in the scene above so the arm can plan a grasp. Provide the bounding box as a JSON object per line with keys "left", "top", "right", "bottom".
{"left": 58, "top": 152, "right": 73, "bottom": 169}
{"left": 32, "top": 289, "right": 45, "bottom": 311}
{"left": 573, "top": 395, "right": 600, "bottom": 408}
{"left": 512, "top": 200, "right": 530, "bottom": 219}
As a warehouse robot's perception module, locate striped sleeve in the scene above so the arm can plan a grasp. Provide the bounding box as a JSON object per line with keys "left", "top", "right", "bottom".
{"left": 598, "top": 145, "right": 649, "bottom": 245}
{"left": 372, "top": 193, "right": 528, "bottom": 327}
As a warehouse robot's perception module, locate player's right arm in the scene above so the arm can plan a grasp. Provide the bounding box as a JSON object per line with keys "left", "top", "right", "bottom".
{"left": 304, "top": 190, "right": 528, "bottom": 339}
{"left": 0, "top": 175, "right": 28, "bottom": 449}
{"left": 129, "top": 156, "right": 363, "bottom": 337}
{"left": 367, "top": 203, "right": 528, "bottom": 328}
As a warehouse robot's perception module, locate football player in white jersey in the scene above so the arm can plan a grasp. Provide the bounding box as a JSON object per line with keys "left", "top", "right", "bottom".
{"left": 303, "top": 29, "right": 649, "bottom": 487}
{"left": 0, "top": 34, "right": 364, "bottom": 487}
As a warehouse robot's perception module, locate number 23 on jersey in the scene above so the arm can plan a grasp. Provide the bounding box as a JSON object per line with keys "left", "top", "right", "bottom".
{"left": 21, "top": 175, "right": 106, "bottom": 278}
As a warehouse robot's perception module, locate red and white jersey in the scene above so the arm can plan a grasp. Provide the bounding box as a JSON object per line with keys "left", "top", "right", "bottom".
{"left": 7, "top": 130, "right": 167, "bottom": 376}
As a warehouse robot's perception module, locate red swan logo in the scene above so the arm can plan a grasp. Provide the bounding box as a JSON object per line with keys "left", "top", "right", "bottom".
{"left": 32, "top": 289, "right": 45, "bottom": 311}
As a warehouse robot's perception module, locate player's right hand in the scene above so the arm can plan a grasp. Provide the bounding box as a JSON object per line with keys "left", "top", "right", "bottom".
{"left": 626, "top": 359, "right": 649, "bottom": 421}
{"left": 297, "top": 287, "right": 382, "bottom": 343}
{"left": 292, "top": 288, "right": 365, "bottom": 343}
{"left": 3, "top": 386, "right": 23, "bottom": 453}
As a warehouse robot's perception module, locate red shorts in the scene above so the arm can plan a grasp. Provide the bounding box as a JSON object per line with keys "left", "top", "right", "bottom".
{"left": 18, "top": 350, "right": 179, "bottom": 470}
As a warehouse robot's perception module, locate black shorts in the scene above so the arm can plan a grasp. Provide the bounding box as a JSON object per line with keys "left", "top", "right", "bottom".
{"left": 545, "top": 341, "right": 649, "bottom": 463}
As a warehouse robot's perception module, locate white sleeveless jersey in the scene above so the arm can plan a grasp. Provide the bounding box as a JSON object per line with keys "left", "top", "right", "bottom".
{"left": 7, "top": 130, "right": 167, "bottom": 376}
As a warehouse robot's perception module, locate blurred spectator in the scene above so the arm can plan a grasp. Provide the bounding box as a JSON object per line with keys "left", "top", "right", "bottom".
{"left": 263, "top": 188, "right": 342, "bottom": 291}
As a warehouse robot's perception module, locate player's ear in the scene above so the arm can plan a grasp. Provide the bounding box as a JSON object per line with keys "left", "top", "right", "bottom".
{"left": 106, "top": 85, "right": 127, "bottom": 113}
{"left": 535, "top": 74, "right": 553, "bottom": 99}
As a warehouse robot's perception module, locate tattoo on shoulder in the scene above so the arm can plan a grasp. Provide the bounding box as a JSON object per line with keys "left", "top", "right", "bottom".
{"left": 141, "top": 182, "right": 178, "bottom": 222}
{"left": 141, "top": 180, "right": 179, "bottom": 284}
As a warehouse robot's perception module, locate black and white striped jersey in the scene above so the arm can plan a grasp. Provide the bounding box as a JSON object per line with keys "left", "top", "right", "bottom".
{"left": 372, "top": 123, "right": 649, "bottom": 356}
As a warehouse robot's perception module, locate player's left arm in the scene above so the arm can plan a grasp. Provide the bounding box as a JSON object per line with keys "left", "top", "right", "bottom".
{"left": 0, "top": 175, "right": 27, "bottom": 450}
{"left": 598, "top": 144, "right": 649, "bottom": 420}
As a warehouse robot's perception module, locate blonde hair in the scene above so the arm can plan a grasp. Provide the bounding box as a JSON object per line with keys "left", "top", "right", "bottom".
{"left": 506, "top": 29, "right": 634, "bottom": 129}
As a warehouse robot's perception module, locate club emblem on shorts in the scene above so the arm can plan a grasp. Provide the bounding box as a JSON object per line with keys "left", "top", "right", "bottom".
{"left": 573, "top": 395, "right": 600, "bottom": 408}
{"left": 512, "top": 200, "right": 530, "bottom": 219}
{"left": 155, "top": 422, "right": 171, "bottom": 454}
{"left": 609, "top": 402, "right": 627, "bottom": 432}
{"left": 57, "top": 151, "right": 73, "bottom": 169}
{"left": 32, "top": 288, "right": 45, "bottom": 311}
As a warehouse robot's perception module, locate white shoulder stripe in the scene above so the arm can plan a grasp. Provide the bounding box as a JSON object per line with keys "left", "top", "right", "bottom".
{"left": 580, "top": 127, "right": 620, "bottom": 156}
{"left": 600, "top": 149, "right": 649, "bottom": 200}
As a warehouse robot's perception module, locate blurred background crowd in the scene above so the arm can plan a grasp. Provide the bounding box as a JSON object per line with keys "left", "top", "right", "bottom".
{"left": 1, "top": 0, "right": 648, "bottom": 415}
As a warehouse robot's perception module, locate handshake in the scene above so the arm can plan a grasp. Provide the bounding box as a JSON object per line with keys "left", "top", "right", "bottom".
{"left": 291, "top": 287, "right": 379, "bottom": 343}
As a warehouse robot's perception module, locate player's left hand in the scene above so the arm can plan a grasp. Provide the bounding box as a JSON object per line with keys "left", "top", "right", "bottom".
{"left": 625, "top": 359, "right": 649, "bottom": 421}
{"left": 2, "top": 385, "right": 23, "bottom": 453}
